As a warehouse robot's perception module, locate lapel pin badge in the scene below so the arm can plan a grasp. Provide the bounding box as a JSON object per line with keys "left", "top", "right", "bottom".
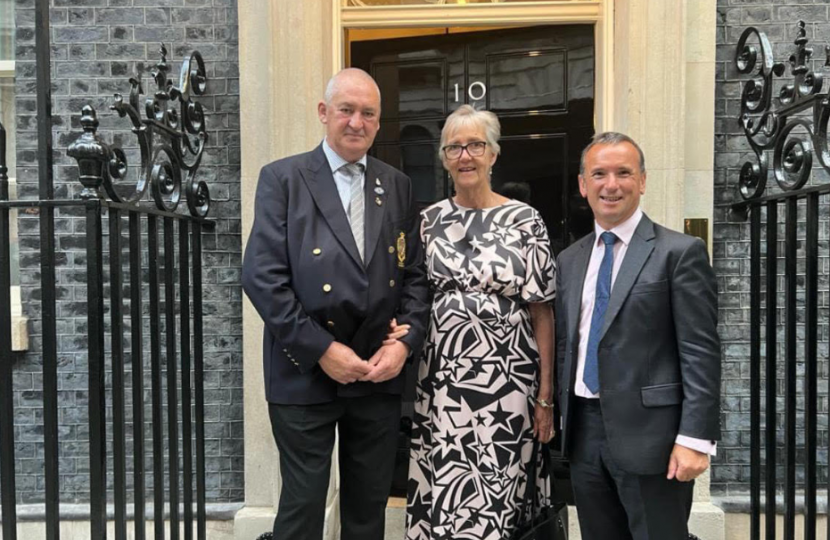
{"left": 375, "top": 178, "right": 381, "bottom": 186}
{"left": 375, "top": 187, "right": 385, "bottom": 195}
{"left": 375, "top": 196, "right": 383, "bottom": 206}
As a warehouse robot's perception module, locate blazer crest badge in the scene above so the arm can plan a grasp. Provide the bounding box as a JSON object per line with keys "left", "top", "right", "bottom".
{"left": 396, "top": 232, "right": 406, "bottom": 268}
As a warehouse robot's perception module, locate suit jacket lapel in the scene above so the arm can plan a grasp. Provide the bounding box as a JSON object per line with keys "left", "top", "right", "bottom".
{"left": 568, "top": 233, "right": 594, "bottom": 342}
{"left": 598, "top": 214, "right": 656, "bottom": 341}
{"left": 362, "top": 157, "right": 386, "bottom": 268}
{"left": 566, "top": 233, "right": 594, "bottom": 386}
{"left": 299, "top": 145, "right": 364, "bottom": 269}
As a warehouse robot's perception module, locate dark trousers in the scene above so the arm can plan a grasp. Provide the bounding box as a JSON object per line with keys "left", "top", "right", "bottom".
{"left": 268, "top": 394, "right": 402, "bottom": 540}
{"left": 569, "top": 398, "right": 694, "bottom": 540}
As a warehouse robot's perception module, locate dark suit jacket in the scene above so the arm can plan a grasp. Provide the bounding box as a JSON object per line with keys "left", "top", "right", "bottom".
{"left": 242, "top": 144, "right": 430, "bottom": 405}
{"left": 555, "top": 213, "right": 721, "bottom": 475}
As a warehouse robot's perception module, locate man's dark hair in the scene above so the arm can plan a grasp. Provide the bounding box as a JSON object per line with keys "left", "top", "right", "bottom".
{"left": 579, "top": 132, "right": 646, "bottom": 175}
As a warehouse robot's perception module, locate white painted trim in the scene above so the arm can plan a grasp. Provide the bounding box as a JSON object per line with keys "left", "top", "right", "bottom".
{"left": 333, "top": 0, "right": 344, "bottom": 74}
{"left": 341, "top": 1, "right": 601, "bottom": 28}
{"left": 0, "top": 60, "right": 14, "bottom": 78}
{"left": 596, "top": 0, "right": 614, "bottom": 132}
{"left": 6, "top": 177, "right": 27, "bottom": 351}
{"left": 11, "top": 291, "right": 28, "bottom": 352}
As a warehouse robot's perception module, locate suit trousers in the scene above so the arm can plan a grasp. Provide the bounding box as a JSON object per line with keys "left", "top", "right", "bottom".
{"left": 569, "top": 398, "right": 694, "bottom": 540}
{"left": 268, "top": 393, "right": 402, "bottom": 540}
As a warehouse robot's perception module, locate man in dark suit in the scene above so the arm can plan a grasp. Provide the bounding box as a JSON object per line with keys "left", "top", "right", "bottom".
{"left": 242, "top": 68, "right": 429, "bottom": 540}
{"left": 554, "top": 132, "right": 721, "bottom": 539}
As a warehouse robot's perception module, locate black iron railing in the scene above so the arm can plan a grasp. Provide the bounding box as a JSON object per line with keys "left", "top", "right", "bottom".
{"left": 0, "top": 2, "right": 211, "bottom": 538}
{"left": 733, "top": 20, "right": 830, "bottom": 540}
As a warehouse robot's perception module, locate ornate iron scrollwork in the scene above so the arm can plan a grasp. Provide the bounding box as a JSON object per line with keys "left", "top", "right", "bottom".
{"left": 67, "top": 44, "right": 211, "bottom": 217}
{"left": 735, "top": 21, "right": 830, "bottom": 201}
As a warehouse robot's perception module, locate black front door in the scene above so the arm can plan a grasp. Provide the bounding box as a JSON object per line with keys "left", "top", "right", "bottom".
{"left": 351, "top": 24, "right": 595, "bottom": 496}
{"left": 351, "top": 24, "right": 595, "bottom": 253}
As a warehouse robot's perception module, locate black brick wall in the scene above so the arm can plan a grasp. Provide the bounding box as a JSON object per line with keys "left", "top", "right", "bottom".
{"left": 714, "top": 1, "right": 830, "bottom": 497}
{"left": 9, "top": 0, "right": 242, "bottom": 503}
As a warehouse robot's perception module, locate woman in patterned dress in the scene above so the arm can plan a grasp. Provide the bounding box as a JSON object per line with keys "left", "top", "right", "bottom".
{"left": 401, "top": 105, "right": 557, "bottom": 540}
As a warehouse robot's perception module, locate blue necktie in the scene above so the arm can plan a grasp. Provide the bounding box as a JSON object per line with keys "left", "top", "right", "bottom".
{"left": 583, "top": 231, "right": 617, "bottom": 394}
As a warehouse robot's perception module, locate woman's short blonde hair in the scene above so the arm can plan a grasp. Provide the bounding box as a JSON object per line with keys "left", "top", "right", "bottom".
{"left": 440, "top": 105, "right": 501, "bottom": 161}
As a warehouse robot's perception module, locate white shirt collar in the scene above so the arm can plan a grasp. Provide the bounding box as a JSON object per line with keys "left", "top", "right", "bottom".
{"left": 321, "top": 138, "right": 368, "bottom": 173}
{"left": 593, "top": 207, "right": 643, "bottom": 247}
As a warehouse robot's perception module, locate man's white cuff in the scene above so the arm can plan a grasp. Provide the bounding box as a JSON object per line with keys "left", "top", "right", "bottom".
{"left": 676, "top": 435, "right": 717, "bottom": 456}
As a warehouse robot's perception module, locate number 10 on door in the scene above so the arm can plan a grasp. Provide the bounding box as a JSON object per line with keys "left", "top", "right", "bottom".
{"left": 454, "top": 82, "right": 487, "bottom": 102}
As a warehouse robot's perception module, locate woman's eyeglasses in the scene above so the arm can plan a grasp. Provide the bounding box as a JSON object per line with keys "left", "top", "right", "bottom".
{"left": 442, "top": 141, "right": 487, "bottom": 160}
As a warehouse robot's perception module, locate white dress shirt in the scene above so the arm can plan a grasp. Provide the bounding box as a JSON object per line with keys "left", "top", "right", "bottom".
{"left": 575, "top": 208, "right": 716, "bottom": 456}
{"left": 321, "top": 138, "right": 367, "bottom": 213}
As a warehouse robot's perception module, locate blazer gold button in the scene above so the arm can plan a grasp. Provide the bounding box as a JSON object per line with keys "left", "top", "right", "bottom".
{"left": 323, "top": 284, "right": 332, "bottom": 292}
{"left": 389, "top": 279, "right": 395, "bottom": 287}
{"left": 327, "top": 321, "right": 335, "bottom": 328}
{"left": 389, "top": 246, "right": 395, "bottom": 254}
{"left": 313, "top": 248, "right": 322, "bottom": 255}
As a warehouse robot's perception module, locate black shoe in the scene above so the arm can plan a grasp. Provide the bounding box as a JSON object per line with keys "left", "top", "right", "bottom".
{"left": 256, "top": 534, "right": 273, "bottom": 540}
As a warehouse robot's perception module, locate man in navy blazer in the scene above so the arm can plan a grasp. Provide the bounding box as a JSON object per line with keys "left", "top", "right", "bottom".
{"left": 242, "top": 68, "right": 429, "bottom": 540}
{"left": 555, "top": 133, "right": 721, "bottom": 539}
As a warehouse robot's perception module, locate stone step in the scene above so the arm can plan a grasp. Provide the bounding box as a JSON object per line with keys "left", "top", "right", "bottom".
{"left": 385, "top": 504, "right": 406, "bottom": 539}
{"left": 247, "top": 501, "right": 722, "bottom": 539}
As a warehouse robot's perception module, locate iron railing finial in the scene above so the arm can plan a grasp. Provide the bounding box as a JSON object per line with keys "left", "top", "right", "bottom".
{"left": 67, "top": 105, "right": 109, "bottom": 200}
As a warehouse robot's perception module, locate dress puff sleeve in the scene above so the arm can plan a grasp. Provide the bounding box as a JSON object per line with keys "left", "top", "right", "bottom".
{"left": 520, "top": 210, "right": 557, "bottom": 303}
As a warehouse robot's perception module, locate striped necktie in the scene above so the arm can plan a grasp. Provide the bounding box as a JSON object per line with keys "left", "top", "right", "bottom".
{"left": 343, "top": 163, "right": 365, "bottom": 262}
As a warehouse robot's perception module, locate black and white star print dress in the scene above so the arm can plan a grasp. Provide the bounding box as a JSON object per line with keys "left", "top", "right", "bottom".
{"left": 405, "top": 198, "right": 557, "bottom": 540}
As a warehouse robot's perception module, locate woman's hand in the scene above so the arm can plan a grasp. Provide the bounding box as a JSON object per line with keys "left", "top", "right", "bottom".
{"left": 532, "top": 399, "right": 555, "bottom": 443}
{"left": 383, "top": 317, "right": 411, "bottom": 346}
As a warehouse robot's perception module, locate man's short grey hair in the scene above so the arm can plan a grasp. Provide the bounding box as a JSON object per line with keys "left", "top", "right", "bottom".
{"left": 440, "top": 104, "right": 501, "bottom": 158}
{"left": 579, "top": 132, "right": 646, "bottom": 175}
{"left": 324, "top": 68, "right": 381, "bottom": 105}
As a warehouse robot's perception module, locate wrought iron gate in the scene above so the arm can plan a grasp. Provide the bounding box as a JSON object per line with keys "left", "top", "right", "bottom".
{"left": 0, "top": 2, "right": 211, "bottom": 539}
{"left": 734, "top": 21, "right": 830, "bottom": 540}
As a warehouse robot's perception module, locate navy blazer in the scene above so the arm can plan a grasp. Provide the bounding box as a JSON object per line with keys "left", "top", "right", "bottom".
{"left": 555, "top": 214, "right": 721, "bottom": 475}
{"left": 242, "top": 144, "right": 430, "bottom": 404}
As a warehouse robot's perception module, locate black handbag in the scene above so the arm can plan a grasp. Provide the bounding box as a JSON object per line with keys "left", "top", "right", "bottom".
{"left": 509, "top": 441, "right": 568, "bottom": 540}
